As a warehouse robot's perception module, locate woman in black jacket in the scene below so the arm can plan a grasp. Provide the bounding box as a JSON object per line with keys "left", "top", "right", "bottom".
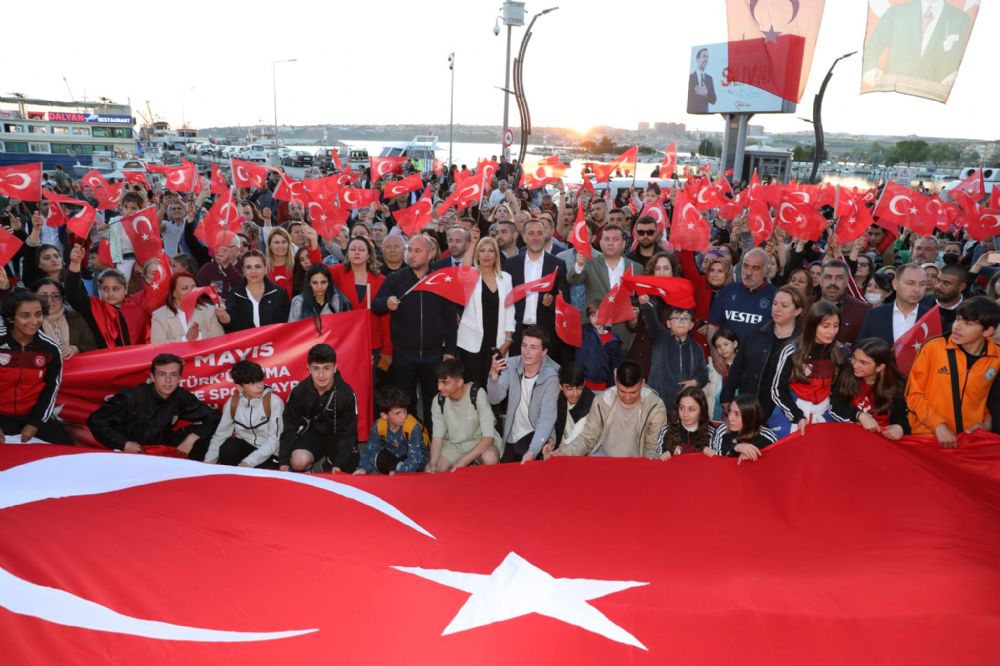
{"left": 709, "top": 394, "right": 778, "bottom": 462}
{"left": 721, "top": 285, "right": 804, "bottom": 418}
{"left": 218, "top": 250, "right": 291, "bottom": 332}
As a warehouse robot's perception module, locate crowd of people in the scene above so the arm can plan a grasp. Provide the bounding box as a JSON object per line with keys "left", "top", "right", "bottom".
{"left": 2, "top": 155, "right": 1000, "bottom": 472}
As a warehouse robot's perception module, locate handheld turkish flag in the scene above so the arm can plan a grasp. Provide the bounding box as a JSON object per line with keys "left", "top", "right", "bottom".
{"left": 410, "top": 265, "right": 480, "bottom": 306}
{"left": 660, "top": 144, "right": 677, "bottom": 179}
{"left": 93, "top": 181, "right": 125, "bottom": 211}
{"left": 340, "top": 187, "right": 379, "bottom": 210}
{"left": 210, "top": 164, "right": 229, "bottom": 196}
{"left": 835, "top": 189, "right": 875, "bottom": 244}
{"left": 873, "top": 182, "right": 932, "bottom": 234}
{"left": 776, "top": 195, "right": 827, "bottom": 242}
{"left": 520, "top": 158, "right": 568, "bottom": 189}
{"left": 306, "top": 200, "right": 350, "bottom": 242}
{"left": 180, "top": 285, "right": 221, "bottom": 321}
{"left": 432, "top": 159, "right": 445, "bottom": 177}
{"left": 639, "top": 193, "right": 671, "bottom": 237}
{"left": 555, "top": 292, "right": 582, "bottom": 347}
{"left": 330, "top": 148, "right": 346, "bottom": 173}
{"left": 384, "top": 173, "right": 425, "bottom": 200}
{"left": 693, "top": 178, "right": 732, "bottom": 212}
{"left": 436, "top": 179, "right": 482, "bottom": 216}
{"left": 0, "top": 162, "right": 42, "bottom": 201}
{"left": 162, "top": 161, "right": 198, "bottom": 193}
{"left": 960, "top": 204, "right": 1000, "bottom": 242}
{"left": 97, "top": 237, "right": 114, "bottom": 268}
{"left": 725, "top": 0, "right": 825, "bottom": 103}
{"left": 230, "top": 159, "right": 271, "bottom": 190}
{"left": 717, "top": 188, "right": 748, "bottom": 222}
{"left": 273, "top": 174, "right": 306, "bottom": 203}
{"left": 122, "top": 170, "right": 150, "bottom": 189}
{"left": 589, "top": 146, "right": 638, "bottom": 183}
{"left": 0, "top": 224, "right": 23, "bottom": 266}
{"left": 393, "top": 187, "right": 434, "bottom": 237}
{"left": 568, "top": 204, "right": 592, "bottom": 260}
{"left": 141, "top": 251, "right": 173, "bottom": 313}
{"left": 80, "top": 169, "right": 111, "bottom": 193}
{"left": 579, "top": 172, "right": 596, "bottom": 196}
{"left": 669, "top": 190, "right": 712, "bottom": 252}
{"left": 894, "top": 306, "right": 942, "bottom": 375}
{"left": 66, "top": 201, "right": 98, "bottom": 238}
{"left": 949, "top": 168, "right": 986, "bottom": 203}
{"left": 622, "top": 274, "right": 695, "bottom": 309}
{"left": 747, "top": 197, "right": 775, "bottom": 246}
{"left": 370, "top": 156, "right": 409, "bottom": 182}
{"left": 595, "top": 278, "right": 635, "bottom": 327}
{"left": 504, "top": 270, "right": 558, "bottom": 307}
{"left": 119, "top": 206, "right": 164, "bottom": 267}
{"left": 195, "top": 194, "right": 241, "bottom": 249}
{"left": 302, "top": 175, "right": 343, "bottom": 206}
{"left": 990, "top": 186, "right": 1000, "bottom": 211}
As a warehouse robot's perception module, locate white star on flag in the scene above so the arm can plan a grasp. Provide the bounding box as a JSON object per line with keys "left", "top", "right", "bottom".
{"left": 444, "top": 276, "right": 453, "bottom": 282}
{"left": 686, "top": 222, "right": 695, "bottom": 230}
{"left": 141, "top": 234, "right": 149, "bottom": 241}
{"left": 393, "top": 552, "right": 648, "bottom": 649}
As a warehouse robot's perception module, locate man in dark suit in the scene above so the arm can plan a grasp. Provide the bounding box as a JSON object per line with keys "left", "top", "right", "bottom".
{"left": 857, "top": 264, "right": 933, "bottom": 346}
{"left": 687, "top": 48, "right": 717, "bottom": 114}
{"left": 819, "top": 259, "right": 870, "bottom": 345}
{"left": 506, "top": 218, "right": 569, "bottom": 362}
{"left": 862, "top": 0, "right": 972, "bottom": 90}
{"left": 430, "top": 226, "right": 470, "bottom": 271}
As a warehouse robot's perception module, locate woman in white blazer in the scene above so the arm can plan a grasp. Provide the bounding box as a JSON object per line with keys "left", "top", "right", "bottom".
{"left": 457, "top": 236, "right": 516, "bottom": 386}
{"left": 151, "top": 272, "right": 226, "bottom": 344}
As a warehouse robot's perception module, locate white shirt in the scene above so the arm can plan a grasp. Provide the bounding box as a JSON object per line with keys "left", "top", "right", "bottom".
{"left": 488, "top": 189, "right": 506, "bottom": 208}
{"left": 161, "top": 219, "right": 186, "bottom": 257}
{"left": 605, "top": 256, "right": 626, "bottom": 289}
{"left": 248, "top": 291, "right": 262, "bottom": 328}
{"left": 892, "top": 302, "right": 920, "bottom": 342}
{"left": 522, "top": 252, "right": 545, "bottom": 325}
{"left": 921, "top": 1, "right": 944, "bottom": 55}
{"left": 510, "top": 373, "right": 538, "bottom": 443}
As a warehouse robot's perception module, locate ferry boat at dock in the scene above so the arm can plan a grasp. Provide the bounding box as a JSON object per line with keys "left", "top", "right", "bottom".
{"left": 0, "top": 95, "right": 136, "bottom": 171}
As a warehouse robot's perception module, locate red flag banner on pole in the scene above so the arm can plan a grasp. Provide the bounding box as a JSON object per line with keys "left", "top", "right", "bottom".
{"left": 861, "top": 0, "right": 981, "bottom": 103}
{"left": 409, "top": 266, "right": 480, "bottom": 306}
{"left": 669, "top": 190, "right": 712, "bottom": 252}
{"left": 894, "top": 305, "right": 942, "bottom": 375}
{"left": 595, "top": 280, "right": 635, "bottom": 327}
{"left": 118, "top": 205, "right": 165, "bottom": 267}
{"left": 383, "top": 173, "right": 425, "bottom": 200}
{"left": 1, "top": 425, "right": 1000, "bottom": 664}
{"left": 55, "top": 310, "right": 372, "bottom": 445}
{"left": 725, "top": 0, "right": 825, "bottom": 103}
{"left": 231, "top": 159, "right": 271, "bottom": 190}
{"left": 0, "top": 224, "right": 24, "bottom": 266}
{"left": 504, "top": 270, "right": 558, "bottom": 307}
{"left": 660, "top": 144, "right": 677, "bottom": 179}
{"left": 568, "top": 204, "right": 593, "bottom": 260}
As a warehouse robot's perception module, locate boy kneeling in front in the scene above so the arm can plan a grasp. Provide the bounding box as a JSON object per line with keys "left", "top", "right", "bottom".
{"left": 427, "top": 358, "right": 502, "bottom": 473}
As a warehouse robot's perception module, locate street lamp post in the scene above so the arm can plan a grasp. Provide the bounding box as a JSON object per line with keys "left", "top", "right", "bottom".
{"left": 448, "top": 53, "right": 455, "bottom": 169}
{"left": 496, "top": 2, "right": 525, "bottom": 161}
{"left": 272, "top": 58, "right": 297, "bottom": 145}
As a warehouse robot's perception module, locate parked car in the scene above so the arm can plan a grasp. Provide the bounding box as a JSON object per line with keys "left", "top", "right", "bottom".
{"left": 247, "top": 145, "right": 270, "bottom": 163}
{"left": 282, "top": 150, "right": 314, "bottom": 167}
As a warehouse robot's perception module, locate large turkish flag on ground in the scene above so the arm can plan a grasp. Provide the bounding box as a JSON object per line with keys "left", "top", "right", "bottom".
{"left": 1, "top": 425, "right": 998, "bottom": 664}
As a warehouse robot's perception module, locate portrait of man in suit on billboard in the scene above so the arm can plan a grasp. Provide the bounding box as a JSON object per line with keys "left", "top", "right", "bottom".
{"left": 862, "top": 0, "right": 976, "bottom": 102}
{"left": 687, "top": 47, "right": 718, "bottom": 114}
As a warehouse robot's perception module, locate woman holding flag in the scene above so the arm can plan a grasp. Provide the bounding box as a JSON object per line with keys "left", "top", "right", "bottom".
{"left": 328, "top": 237, "right": 390, "bottom": 367}
{"left": 150, "top": 272, "right": 226, "bottom": 344}
{"left": 457, "top": 237, "right": 515, "bottom": 386}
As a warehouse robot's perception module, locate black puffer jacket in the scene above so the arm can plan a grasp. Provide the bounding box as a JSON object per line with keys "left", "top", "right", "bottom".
{"left": 87, "top": 383, "right": 221, "bottom": 451}
{"left": 224, "top": 278, "right": 291, "bottom": 332}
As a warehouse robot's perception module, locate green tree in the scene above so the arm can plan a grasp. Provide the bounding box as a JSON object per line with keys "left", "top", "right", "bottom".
{"left": 869, "top": 141, "right": 886, "bottom": 164}
{"left": 886, "top": 139, "right": 930, "bottom": 166}
{"left": 961, "top": 146, "right": 981, "bottom": 163}
{"left": 697, "top": 138, "right": 720, "bottom": 157}
{"left": 792, "top": 144, "right": 815, "bottom": 161}
{"left": 927, "top": 142, "right": 961, "bottom": 165}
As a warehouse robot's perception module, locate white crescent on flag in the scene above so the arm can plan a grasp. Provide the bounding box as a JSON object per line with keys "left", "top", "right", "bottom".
{"left": 0, "top": 453, "right": 433, "bottom": 643}
{"left": 888, "top": 194, "right": 913, "bottom": 216}
{"left": 778, "top": 201, "right": 798, "bottom": 226}
{"left": 131, "top": 214, "right": 154, "bottom": 236}
{"left": 3, "top": 173, "right": 32, "bottom": 190}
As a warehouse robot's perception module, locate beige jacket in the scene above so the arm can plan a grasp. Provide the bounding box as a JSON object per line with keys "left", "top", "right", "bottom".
{"left": 151, "top": 303, "right": 226, "bottom": 344}
{"left": 559, "top": 385, "right": 668, "bottom": 458}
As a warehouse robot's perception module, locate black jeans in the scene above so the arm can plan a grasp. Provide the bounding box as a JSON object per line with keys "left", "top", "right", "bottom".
{"left": 392, "top": 351, "right": 442, "bottom": 437}
{"left": 0, "top": 414, "right": 74, "bottom": 445}
{"left": 217, "top": 437, "right": 279, "bottom": 468}
{"left": 500, "top": 432, "right": 535, "bottom": 463}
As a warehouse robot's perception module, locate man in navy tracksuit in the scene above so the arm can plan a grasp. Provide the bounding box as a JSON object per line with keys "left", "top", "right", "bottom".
{"left": 372, "top": 234, "right": 457, "bottom": 434}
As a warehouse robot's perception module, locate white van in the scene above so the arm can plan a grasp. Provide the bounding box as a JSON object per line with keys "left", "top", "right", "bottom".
{"left": 246, "top": 144, "right": 270, "bottom": 163}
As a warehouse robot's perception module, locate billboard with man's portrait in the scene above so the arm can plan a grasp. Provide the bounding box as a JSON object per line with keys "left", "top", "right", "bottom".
{"left": 686, "top": 43, "right": 797, "bottom": 115}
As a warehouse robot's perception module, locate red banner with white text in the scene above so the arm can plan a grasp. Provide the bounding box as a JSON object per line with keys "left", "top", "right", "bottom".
{"left": 56, "top": 311, "right": 373, "bottom": 444}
